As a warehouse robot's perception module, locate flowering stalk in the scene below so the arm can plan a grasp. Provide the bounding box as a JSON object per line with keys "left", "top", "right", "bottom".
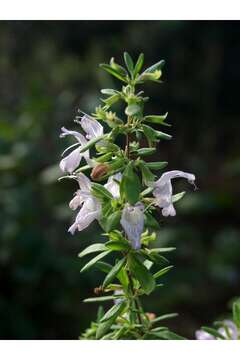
{"left": 59, "top": 52, "right": 196, "bottom": 340}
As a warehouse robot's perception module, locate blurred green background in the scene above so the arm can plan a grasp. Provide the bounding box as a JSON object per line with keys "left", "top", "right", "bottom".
{"left": 0, "top": 20, "right": 240, "bottom": 339}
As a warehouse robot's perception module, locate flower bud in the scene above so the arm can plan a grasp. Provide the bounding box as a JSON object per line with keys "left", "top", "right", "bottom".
{"left": 90, "top": 163, "right": 110, "bottom": 181}
{"left": 145, "top": 312, "right": 156, "bottom": 321}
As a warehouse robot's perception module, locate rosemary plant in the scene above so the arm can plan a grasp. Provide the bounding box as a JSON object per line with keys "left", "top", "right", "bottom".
{"left": 59, "top": 52, "right": 196, "bottom": 340}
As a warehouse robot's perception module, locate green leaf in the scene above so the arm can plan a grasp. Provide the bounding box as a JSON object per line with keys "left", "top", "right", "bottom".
{"left": 142, "top": 124, "right": 158, "bottom": 146}
{"left": 124, "top": 52, "right": 134, "bottom": 76}
{"left": 156, "top": 330, "right": 185, "bottom": 340}
{"left": 110, "top": 58, "right": 128, "bottom": 77}
{"left": 144, "top": 113, "right": 170, "bottom": 126}
{"left": 146, "top": 161, "right": 168, "bottom": 170}
{"left": 100, "top": 89, "right": 118, "bottom": 95}
{"left": 105, "top": 210, "right": 121, "bottom": 232}
{"left": 156, "top": 130, "right": 172, "bottom": 140}
{"left": 128, "top": 253, "right": 155, "bottom": 295}
{"left": 99, "top": 202, "right": 113, "bottom": 231}
{"left": 80, "top": 250, "right": 111, "bottom": 273}
{"left": 106, "top": 240, "right": 130, "bottom": 251}
{"left": 149, "top": 247, "right": 176, "bottom": 254}
{"left": 83, "top": 295, "right": 119, "bottom": 303}
{"left": 103, "top": 257, "right": 126, "bottom": 288}
{"left": 97, "top": 306, "right": 105, "bottom": 322}
{"left": 94, "top": 152, "right": 113, "bottom": 163}
{"left": 78, "top": 243, "right": 107, "bottom": 258}
{"left": 79, "top": 134, "right": 106, "bottom": 153}
{"left": 201, "top": 327, "right": 225, "bottom": 340}
{"left": 137, "top": 161, "right": 155, "bottom": 184}
{"left": 153, "top": 265, "right": 173, "bottom": 279}
{"left": 134, "top": 148, "right": 156, "bottom": 156}
{"left": 151, "top": 313, "right": 178, "bottom": 323}
{"left": 233, "top": 298, "right": 240, "bottom": 328}
{"left": 144, "top": 213, "right": 160, "bottom": 230}
{"left": 121, "top": 161, "right": 141, "bottom": 204}
{"left": 96, "top": 302, "right": 125, "bottom": 339}
{"left": 102, "top": 94, "right": 121, "bottom": 107}
{"left": 134, "top": 53, "right": 144, "bottom": 77}
{"left": 172, "top": 191, "right": 186, "bottom": 203}
{"left": 107, "top": 230, "right": 125, "bottom": 242}
{"left": 125, "top": 104, "right": 141, "bottom": 116}
{"left": 100, "top": 63, "right": 127, "bottom": 82}
{"left": 143, "top": 60, "right": 165, "bottom": 74}
{"left": 95, "top": 261, "right": 112, "bottom": 273}
{"left": 91, "top": 183, "right": 113, "bottom": 200}
{"left": 117, "top": 267, "right": 129, "bottom": 291}
{"left": 142, "top": 124, "right": 171, "bottom": 144}
{"left": 100, "top": 301, "right": 125, "bottom": 323}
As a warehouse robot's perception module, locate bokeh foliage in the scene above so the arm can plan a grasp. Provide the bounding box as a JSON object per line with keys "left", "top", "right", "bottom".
{"left": 0, "top": 20, "right": 240, "bottom": 339}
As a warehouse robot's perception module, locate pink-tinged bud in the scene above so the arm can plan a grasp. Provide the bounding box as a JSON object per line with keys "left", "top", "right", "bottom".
{"left": 90, "top": 163, "right": 110, "bottom": 181}
{"left": 146, "top": 312, "right": 156, "bottom": 321}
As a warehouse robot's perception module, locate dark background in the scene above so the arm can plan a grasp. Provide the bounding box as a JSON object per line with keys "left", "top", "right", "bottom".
{"left": 0, "top": 20, "right": 240, "bottom": 339}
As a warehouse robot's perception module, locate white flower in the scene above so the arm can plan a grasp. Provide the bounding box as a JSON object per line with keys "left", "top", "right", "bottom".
{"left": 68, "top": 173, "right": 101, "bottom": 234}
{"left": 195, "top": 330, "right": 215, "bottom": 340}
{"left": 120, "top": 202, "right": 145, "bottom": 250}
{"left": 68, "top": 172, "right": 122, "bottom": 235}
{"left": 195, "top": 320, "right": 238, "bottom": 340}
{"left": 152, "top": 170, "right": 196, "bottom": 217}
{"left": 59, "top": 116, "right": 103, "bottom": 174}
{"left": 218, "top": 320, "right": 238, "bottom": 340}
{"left": 80, "top": 114, "right": 103, "bottom": 140}
{"left": 104, "top": 172, "right": 122, "bottom": 199}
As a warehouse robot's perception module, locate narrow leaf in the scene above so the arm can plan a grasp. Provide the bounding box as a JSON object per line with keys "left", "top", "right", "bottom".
{"left": 124, "top": 52, "right": 134, "bottom": 76}
{"left": 100, "top": 302, "right": 125, "bottom": 323}
{"left": 151, "top": 313, "right": 178, "bottom": 323}
{"left": 153, "top": 265, "right": 173, "bottom": 279}
{"left": 78, "top": 243, "right": 107, "bottom": 258}
{"left": 79, "top": 134, "right": 106, "bottom": 153}
{"left": 143, "top": 60, "right": 165, "bottom": 74}
{"left": 106, "top": 240, "right": 130, "bottom": 251}
{"left": 96, "top": 302, "right": 125, "bottom": 339}
{"left": 121, "top": 161, "right": 141, "bottom": 204}
{"left": 146, "top": 161, "right": 168, "bottom": 170}
{"left": 83, "top": 295, "right": 119, "bottom": 303}
{"left": 172, "top": 191, "right": 186, "bottom": 203}
{"left": 99, "top": 63, "right": 127, "bottom": 82}
{"left": 103, "top": 257, "right": 126, "bottom": 288}
{"left": 105, "top": 210, "right": 121, "bottom": 232}
{"left": 134, "top": 53, "right": 144, "bottom": 77}
{"left": 91, "top": 183, "right": 113, "bottom": 200}
{"left": 80, "top": 250, "right": 111, "bottom": 273}
{"left": 144, "top": 113, "right": 169, "bottom": 125}
{"left": 128, "top": 253, "right": 155, "bottom": 295}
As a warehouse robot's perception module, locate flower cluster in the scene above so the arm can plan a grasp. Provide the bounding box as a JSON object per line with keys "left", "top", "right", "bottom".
{"left": 58, "top": 53, "right": 197, "bottom": 340}
{"left": 60, "top": 115, "right": 195, "bottom": 250}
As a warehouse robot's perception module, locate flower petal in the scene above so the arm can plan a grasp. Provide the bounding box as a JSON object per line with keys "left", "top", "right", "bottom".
{"left": 104, "top": 172, "right": 122, "bottom": 199}
{"left": 80, "top": 115, "right": 103, "bottom": 139}
{"left": 162, "top": 204, "right": 176, "bottom": 217}
{"left": 60, "top": 147, "right": 82, "bottom": 173}
{"left": 195, "top": 330, "right": 215, "bottom": 340}
{"left": 155, "top": 170, "right": 195, "bottom": 187}
{"left": 77, "top": 173, "right": 92, "bottom": 192}
{"left": 69, "top": 191, "right": 84, "bottom": 210}
{"left": 68, "top": 198, "right": 101, "bottom": 234}
{"left": 219, "top": 320, "right": 238, "bottom": 340}
{"left": 60, "top": 127, "right": 88, "bottom": 145}
{"left": 120, "top": 203, "right": 144, "bottom": 250}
